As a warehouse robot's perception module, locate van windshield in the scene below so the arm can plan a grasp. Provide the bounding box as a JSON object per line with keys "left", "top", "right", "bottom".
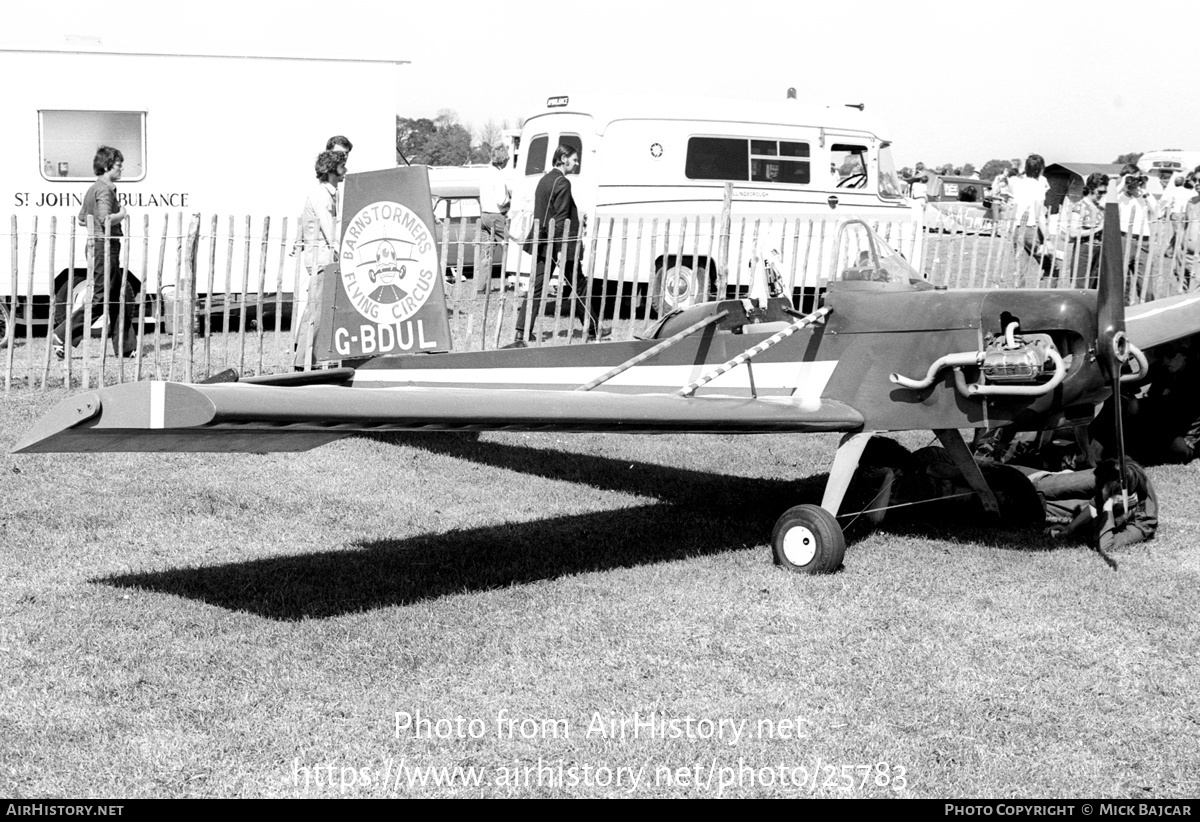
{"left": 878, "top": 144, "right": 904, "bottom": 200}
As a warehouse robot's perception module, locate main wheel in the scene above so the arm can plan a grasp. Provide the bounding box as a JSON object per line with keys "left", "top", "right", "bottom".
{"left": 771, "top": 504, "right": 845, "bottom": 574}
{"left": 0, "top": 302, "right": 10, "bottom": 347}
{"left": 655, "top": 262, "right": 704, "bottom": 312}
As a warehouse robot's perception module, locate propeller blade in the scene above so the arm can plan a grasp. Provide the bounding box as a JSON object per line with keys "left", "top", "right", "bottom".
{"left": 1097, "top": 195, "right": 1129, "bottom": 512}
{"left": 1096, "top": 199, "right": 1126, "bottom": 378}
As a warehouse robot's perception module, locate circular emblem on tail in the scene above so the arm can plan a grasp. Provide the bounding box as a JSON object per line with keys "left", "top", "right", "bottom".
{"left": 338, "top": 201, "right": 439, "bottom": 323}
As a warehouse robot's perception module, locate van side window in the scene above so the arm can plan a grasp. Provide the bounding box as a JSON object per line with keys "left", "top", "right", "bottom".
{"left": 685, "top": 137, "right": 749, "bottom": 181}
{"left": 752, "top": 140, "right": 809, "bottom": 184}
{"left": 686, "top": 137, "right": 810, "bottom": 184}
{"left": 559, "top": 133, "right": 583, "bottom": 172}
{"left": 830, "top": 143, "right": 868, "bottom": 189}
{"left": 39, "top": 110, "right": 146, "bottom": 182}
{"left": 526, "top": 134, "right": 549, "bottom": 176}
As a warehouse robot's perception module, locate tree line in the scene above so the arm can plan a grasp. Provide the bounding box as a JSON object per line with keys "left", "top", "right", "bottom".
{"left": 396, "top": 110, "right": 517, "bottom": 166}
{"left": 902, "top": 152, "right": 1145, "bottom": 182}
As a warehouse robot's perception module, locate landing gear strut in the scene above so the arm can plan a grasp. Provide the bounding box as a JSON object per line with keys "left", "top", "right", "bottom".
{"left": 770, "top": 432, "right": 869, "bottom": 575}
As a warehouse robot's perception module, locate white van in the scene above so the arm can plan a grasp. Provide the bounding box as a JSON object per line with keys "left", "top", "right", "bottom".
{"left": 0, "top": 42, "right": 405, "bottom": 334}
{"left": 506, "top": 93, "right": 923, "bottom": 311}
{"left": 1137, "top": 149, "right": 1200, "bottom": 184}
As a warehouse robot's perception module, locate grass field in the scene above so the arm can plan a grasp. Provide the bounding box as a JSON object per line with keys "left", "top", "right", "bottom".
{"left": 1, "top": 389, "right": 1198, "bottom": 798}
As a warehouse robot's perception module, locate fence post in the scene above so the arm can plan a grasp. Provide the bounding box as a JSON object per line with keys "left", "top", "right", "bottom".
{"left": 238, "top": 215, "right": 252, "bottom": 373}
{"left": 115, "top": 214, "right": 131, "bottom": 384}
{"left": 152, "top": 214, "right": 169, "bottom": 380}
{"left": 222, "top": 215, "right": 235, "bottom": 369}
{"left": 40, "top": 217, "right": 57, "bottom": 391}
{"left": 98, "top": 216, "right": 112, "bottom": 384}
{"left": 134, "top": 213, "right": 150, "bottom": 382}
{"left": 23, "top": 216, "right": 39, "bottom": 387}
{"left": 64, "top": 219, "right": 78, "bottom": 389}
{"left": 183, "top": 213, "right": 201, "bottom": 383}
{"left": 716, "top": 182, "right": 732, "bottom": 298}
{"left": 274, "top": 218, "right": 289, "bottom": 371}
{"left": 256, "top": 216, "right": 270, "bottom": 376}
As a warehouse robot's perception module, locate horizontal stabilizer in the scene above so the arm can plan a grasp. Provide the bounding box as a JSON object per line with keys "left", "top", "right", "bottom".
{"left": 13, "top": 380, "right": 864, "bottom": 454}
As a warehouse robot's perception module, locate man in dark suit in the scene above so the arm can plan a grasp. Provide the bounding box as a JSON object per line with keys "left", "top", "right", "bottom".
{"left": 509, "top": 143, "right": 596, "bottom": 347}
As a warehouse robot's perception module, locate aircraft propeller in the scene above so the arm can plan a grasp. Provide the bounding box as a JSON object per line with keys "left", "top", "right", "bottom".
{"left": 1094, "top": 191, "right": 1132, "bottom": 566}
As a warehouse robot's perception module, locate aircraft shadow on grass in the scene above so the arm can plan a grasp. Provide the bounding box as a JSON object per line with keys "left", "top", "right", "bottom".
{"left": 97, "top": 433, "right": 1049, "bottom": 620}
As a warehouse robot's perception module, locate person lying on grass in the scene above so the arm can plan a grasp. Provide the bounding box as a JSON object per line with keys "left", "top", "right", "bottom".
{"left": 1033, "top": 458, "right": 1158, "bottom": 551}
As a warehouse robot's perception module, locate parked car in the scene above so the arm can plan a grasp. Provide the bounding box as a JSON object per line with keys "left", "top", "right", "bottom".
{"left": 431, "top": 188, "right": 506, "bottom": 285}
{"left": 922, "top": 174, "right": 993, "bottom": 234}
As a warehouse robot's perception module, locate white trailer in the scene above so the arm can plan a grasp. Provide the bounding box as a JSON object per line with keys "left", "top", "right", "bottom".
{"left": 0, "top": 42, "right": 405, "bottom": 334}
{"left": 506, "top": 93, "right": 924, "bottom": 312}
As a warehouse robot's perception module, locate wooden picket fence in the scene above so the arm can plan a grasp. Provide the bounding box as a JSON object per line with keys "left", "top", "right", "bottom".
{"left": 1, "top": 209, "right": 1196, "bottom": 392}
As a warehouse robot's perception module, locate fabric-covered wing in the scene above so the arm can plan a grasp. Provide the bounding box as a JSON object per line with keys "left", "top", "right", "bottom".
{"left": 13, "top": 380, "right": 865, "bottom": 454}
{"left": 1126, "top": 293, "right": 1200, "bottom": 351}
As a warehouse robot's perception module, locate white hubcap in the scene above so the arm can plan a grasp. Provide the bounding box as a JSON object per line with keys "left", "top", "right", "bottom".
{"left": 663, "top": 267, "right": 696, "bottom": 305}
{"left": 781, "top": 524, "right": 817, "bottom": 567}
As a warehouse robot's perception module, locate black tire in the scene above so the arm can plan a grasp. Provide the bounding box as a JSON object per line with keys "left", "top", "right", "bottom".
{"left": 771, "top": 504, "right": 845, "bottom": 574}
{"left": 0, "top": 302, "right": 10, "bottom": 347}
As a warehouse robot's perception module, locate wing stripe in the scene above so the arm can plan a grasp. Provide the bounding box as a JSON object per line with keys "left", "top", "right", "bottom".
{"left": 351, "top": 361, "right": 838, "bottom": 399}
{"left": 150, "top": 381, "right": 165, "bottom": 429}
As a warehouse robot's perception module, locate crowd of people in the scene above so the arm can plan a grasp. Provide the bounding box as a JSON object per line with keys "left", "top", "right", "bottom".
{"left": 912, "top": 154, "right": 1200, "bottom": 297}
{"left": 49, "top": 136, "right": 358, "bottom": 367}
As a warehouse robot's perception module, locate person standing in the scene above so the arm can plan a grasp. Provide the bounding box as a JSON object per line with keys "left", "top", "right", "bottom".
{"left": 476, "top": 146, "right": 510, "bottom": 294}
{"left": 1117, "top": 171, "right": 1161, "bottom": 301}
{"left": 293, "top": 150, "right": 346, "bottom": 369}
{"left": 1006, "top": 154, "right": 1049, "bottom": 274}
{"left": 1062, "top": 172, "right": 1109, "bottom": 287}
{"left": 53, "top": 145, "right": 135, "bottom": 358}
{"left": 325, "top": 135, "right": 353, "bottom": 155}
{"left": 508, "top": 143, "right": 596, "bottom": 347}
{"left": 1175, "top": 175, "right": 1200, "bottom": 290}
{"left": 987, "top": 167, "right": 1016, "bottom": 221}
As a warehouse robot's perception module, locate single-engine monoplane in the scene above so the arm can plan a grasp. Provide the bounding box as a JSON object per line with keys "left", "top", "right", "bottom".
{"left": 16, "top": 201, "right": 1200, "bottom": 573}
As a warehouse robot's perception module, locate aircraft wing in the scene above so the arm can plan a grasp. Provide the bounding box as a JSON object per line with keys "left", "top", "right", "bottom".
{"left": 1126, "top": 293, "right": 1200, "bottom": 351}
{"left": 13, "top": 379, "right": 865, "bottom": 454}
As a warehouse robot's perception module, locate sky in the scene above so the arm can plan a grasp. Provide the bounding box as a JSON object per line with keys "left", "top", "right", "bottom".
{"left": 11, "top": 0, "right": 1200, "bottom": 169}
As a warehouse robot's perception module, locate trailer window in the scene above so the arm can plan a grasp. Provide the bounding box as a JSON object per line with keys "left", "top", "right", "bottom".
{"left": 39, "top": 110, "right": 145, "bottom": 182}
{"left": 525, "top": 134, "right": 549, "bottom": 176}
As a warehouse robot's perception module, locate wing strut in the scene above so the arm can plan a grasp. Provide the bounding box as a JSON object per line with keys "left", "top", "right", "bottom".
{"left": 575, "top": 310, "right": 729, "bottom": 392}
{"left": 678, "top": 306, "right": 832, "bottom": 397}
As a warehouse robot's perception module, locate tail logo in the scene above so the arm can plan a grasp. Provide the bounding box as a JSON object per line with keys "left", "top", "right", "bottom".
{"left": 339, "top": 201, "right": 439, "bottom": 323}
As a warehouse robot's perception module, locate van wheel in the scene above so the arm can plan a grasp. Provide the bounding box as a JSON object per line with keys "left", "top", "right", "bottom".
{"left": 655, "top": 262, "right": 705, "bottom": 312}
